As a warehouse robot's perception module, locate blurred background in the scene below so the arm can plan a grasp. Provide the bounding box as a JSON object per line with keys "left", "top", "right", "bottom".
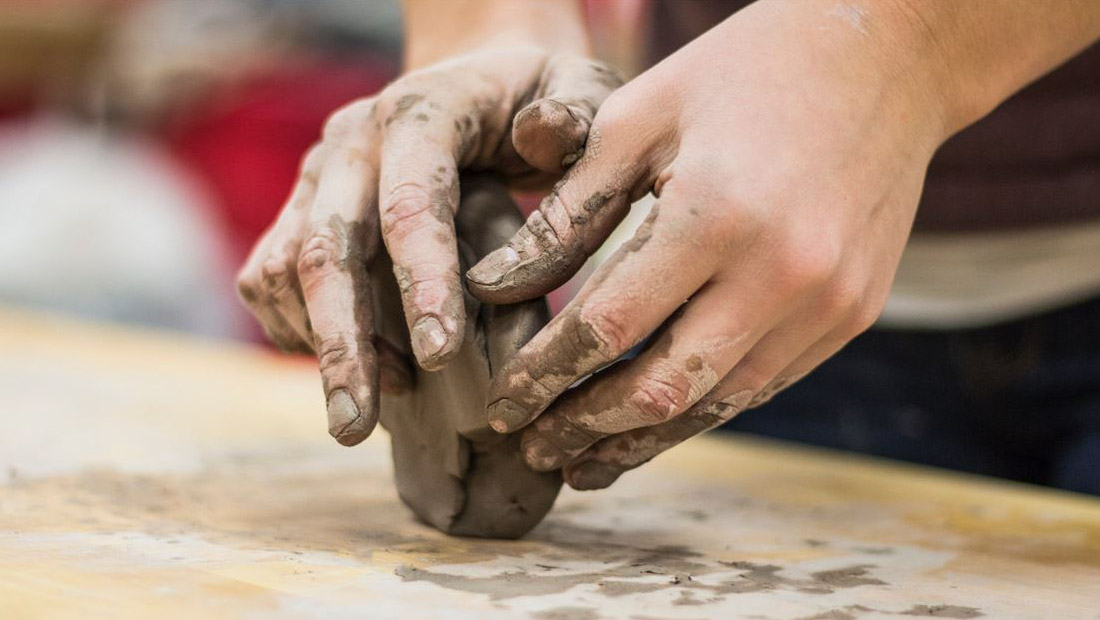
{"left": 0, "top": 0, "right": 648, "bottom": 344}
{"left": 0, "top": 0, "right": 405, "bottom": 341}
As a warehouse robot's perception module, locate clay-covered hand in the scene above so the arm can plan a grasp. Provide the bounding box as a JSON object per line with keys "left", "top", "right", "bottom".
{"left": 236, "top": 46, "right": 621, "bottom": 446}
{"left": 467, "top": 2, "right": 953, "bottom": 488}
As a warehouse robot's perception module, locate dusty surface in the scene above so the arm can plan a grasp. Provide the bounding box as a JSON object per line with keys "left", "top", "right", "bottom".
{"left": 2, "top": 308, "right": 1100, "bottom": 620}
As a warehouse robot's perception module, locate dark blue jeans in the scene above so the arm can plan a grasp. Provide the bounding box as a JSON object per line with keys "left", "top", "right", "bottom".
{"left": 720, "top": 295, "right": 1100, "bottom": 496}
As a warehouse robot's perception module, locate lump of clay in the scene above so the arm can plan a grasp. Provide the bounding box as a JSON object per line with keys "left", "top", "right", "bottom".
{"left": 371, "top": 175, "right": 562, "bottom": 539}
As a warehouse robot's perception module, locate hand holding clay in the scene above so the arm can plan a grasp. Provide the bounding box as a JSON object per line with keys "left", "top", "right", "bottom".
{"left": 237, "top": 46, "right": 620, "bottom": 446}
{"left": 372, "top": 175, "right": 561, "bottom": 538}
{"left": 466, "top": 2, "right": 954, "bottom": 489}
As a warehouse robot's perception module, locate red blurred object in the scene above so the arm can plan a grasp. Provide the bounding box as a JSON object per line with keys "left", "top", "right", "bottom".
{"left": 164, "top": 56, "right": 395, "bottom": 263}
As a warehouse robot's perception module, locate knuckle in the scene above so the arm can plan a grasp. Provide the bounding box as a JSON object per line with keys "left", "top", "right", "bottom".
{"left": 376, "top": 85, "right": 433, "bottom": 129}
{"left": 537, "top": 192, "right": 585, "bottom": 249}
{"left": 315, "top": 333, "right": 355, "bottom": 370}
{"left": 575, "top": 306, "right": 635, "bottom": 361}
{"left": 628, "top": 374, "right": 695, "bottom": 424}
{"left": 380, "top": 183, "right": 444, "bottom": 238}
{"left": 300, "top": 143, "right": 325, "bottom": 175}
{"left": 298, "top": 227, "right": 347, "bottom": 276}
{"left": 816, "top": 277, "right": 861, "bottom": 322}
{"left": 737, "top": 365, "right": 775, "bottom": 398}
{"left": 526, "top": 209, "right": 570, "bottom": 254}
{"left": 236, "top": 270, "right": 262, "bottom": 306}
{"left": 557, "top": 414, "right": 604, "bottom": 447}
{"left": 322, "top": 99, "right": 374, "bottom": 143}
{"left": 322, "top": 106, "right": 357, "bottom": 142}
{"left": 260, "top": 258, "right": 293, "bottom": 296}
{"left": 773, "top": 239, "right": 842, "bottom": 293}
{"left": 847, "top": 301, "right": 883, "bottom": 338}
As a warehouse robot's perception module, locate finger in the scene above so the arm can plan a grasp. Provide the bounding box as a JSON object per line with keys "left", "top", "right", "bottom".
{"left": 300, "top": 107, "right": 381, "bottom": 446}
{"left": 260, "top": 245, "right": 312, "bottom": 346}
{"left": 744, "top": 322, "right": 864, "bottom": 411}
{"left": 519, "top": 279, "right": 785, "bottom": 471}
{"left": 268, "top": 146, "right": 327, "bottom": 344}
{"left": 238, "top": 240, "right": 310, "bottom": 353}
{"left": 377, "top": 93, "right": 466, "bottom": 371}
{"left": 485, "top": 203, "right": 712, "bottom": 434}
{"left": 563, "top": 374, "right": 754, "bottom": 491}
{"left": 466, "top": 124, "right": 643, "bottom": 305}
{"left": 512, "top": 56, "right": 623, "bottom": 173}
{"left": 562, "top": 312, "right": 840, "bottom": 490}
{"left": 237, "top": 146, "right": 324, "bottom": 351}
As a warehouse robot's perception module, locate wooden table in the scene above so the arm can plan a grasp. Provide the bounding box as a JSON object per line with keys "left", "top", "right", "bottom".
{"left": 2, "top": 307, "right": 1098, "bottom": 620}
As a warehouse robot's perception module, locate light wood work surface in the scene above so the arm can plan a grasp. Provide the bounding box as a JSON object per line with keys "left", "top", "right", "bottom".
{"left": 2, "top": 306, "right": 1099, "bottom": 620}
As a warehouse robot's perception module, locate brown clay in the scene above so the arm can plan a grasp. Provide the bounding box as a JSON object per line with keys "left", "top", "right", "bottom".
{"left": 371, "top": 174, "right": 562, "bottom": 538}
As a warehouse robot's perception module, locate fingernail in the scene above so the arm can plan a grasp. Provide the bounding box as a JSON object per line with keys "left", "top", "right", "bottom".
{"left": 467, "top": 247, "right": 521, "bottom": 287}
{"left": 566, "top": 461, "right": 622, "bottom": 490}
{"left": 327, "top": 389, "right": 364, "bottom": 445}
{"left": 487, "top": 398, "right": 528, "bottom": 433}
{"left": 522, "top": 435, "right": 564, "bottom": 471}
{"left": 561, "top": 149, "right": 583, "bottom": 167}
{"left": 411, "top": 316, "right": 449, "bottom": 362}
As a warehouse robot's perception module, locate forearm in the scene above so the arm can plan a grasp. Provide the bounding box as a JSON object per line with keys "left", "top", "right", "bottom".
{"left": 735, "top": 0, "right": 1100, "bottom": 145}
{"left": 867, "top": 0, "right": 1100, "bottom": 138}
{"left": 402, "top": 0, "right": 590, "bottom": 69}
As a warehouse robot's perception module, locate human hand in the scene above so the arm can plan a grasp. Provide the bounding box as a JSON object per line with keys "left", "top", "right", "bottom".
{"left": 467, "top": 1, "right": 952, "bottom": 488}
{"left": 237, "top": 45, "right": 621, "bottom": 446}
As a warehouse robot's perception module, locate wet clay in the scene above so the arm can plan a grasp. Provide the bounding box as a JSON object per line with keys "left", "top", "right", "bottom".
{"left": 371, "top": 175, "right": 562, "bottom": 538}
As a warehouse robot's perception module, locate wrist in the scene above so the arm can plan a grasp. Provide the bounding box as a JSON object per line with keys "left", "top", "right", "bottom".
{"left": 867, "top": 0, "right": 1100, "bottom": 141}
{"left": 726, "top": 0, "right": 956, "bottom": 150}
{"left": 403, "top": 0, "right": 590, "bottom": 70}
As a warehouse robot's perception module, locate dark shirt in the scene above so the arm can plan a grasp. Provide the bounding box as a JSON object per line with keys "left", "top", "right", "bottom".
{"left": 648, "top": 0, "right": 1100, "bottom": 232}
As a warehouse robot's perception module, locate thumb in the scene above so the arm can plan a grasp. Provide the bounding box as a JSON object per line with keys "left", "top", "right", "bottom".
{"left": 512, "top": 56, "right": 624, "bottom": 173}
{"left": 466, "top": 129, "right": 642, "bottom": 304}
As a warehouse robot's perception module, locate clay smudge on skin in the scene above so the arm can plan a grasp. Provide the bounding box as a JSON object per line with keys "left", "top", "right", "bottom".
{"left": 524, "top": 331, "right": 722, "bottom": 470}
{"left": 512, "top": 98, "right": 589, "bottom": 171}
{"left": 385, "top": 93, "right": 426, "bottom": 127}
{"left": 431, "top": 170, "right": 460, "bottom": 222}
{"left": 569, "top": 388, "right": 754, "bottom": 490}
{"left": 237, "top": 279, "right": 259, "bottom": 304}
{"left": 308, "top": 214, "right": 380, "bottom": 444}
{"left": 495, "top": 202, "right": 661, "bottom": 410}
{"left": 748, "top": 372, "right": 809, "bottom": 409}
{"left": 487, "top": 311, "right": 626, "bottom": 432}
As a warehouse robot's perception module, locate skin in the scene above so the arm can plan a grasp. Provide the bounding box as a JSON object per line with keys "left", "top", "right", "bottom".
{"left": 465, "top": 0, "right": 1100, "bottom": 489}
{"left": 241, "top": 0, "right": 1100, "bottom": 488}
{"left": 237, "top": 0, "right": 620, "bottom": 445}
